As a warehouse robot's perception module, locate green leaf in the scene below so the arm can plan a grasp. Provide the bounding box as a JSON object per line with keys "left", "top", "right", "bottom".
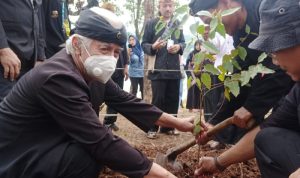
{"left": 202, "top": 41, "right": 219, "bottom": 54}
{"left": 256, "top": 63, "right": 275, "bottom": 74}
{"left": 258, "top": 52, "right": 267, "bottom": 63}
{"left": 210, "top": 17, "right": 218, "bottom": 31}
{"left": 190, "top": 22, "right": 200, "bottom": 36}
{"left": 224, "top": 87, "right": 231, "bottom": 101}
{"left": 245, "top": 24, "right": 251, "bottom": 34}
{"left": 231, "top": 73, "right": 241, "bottom": 81}
{"left": 216, "top": 23, "right": 226, "bottom": 38}
{"left": 175, "top": 4, "right": 188, "bottom": 14}
{"left": 197, "top": 25, "right": 205, "bottom": 35}
{"left": 250, "top": 32, "right": 259, "bottom": 36}
{"left": 224, "top": 80, "right": 240, "bottom": 97}
{"left": 222, "top": 55, "right": 233, "bottom": 73}
{"left": 196, "top": 78, "right": 202, "bottom": 90}
{"left": 231, "top": 49, "right": 239, "bottom": 58}
{"left": 238, "top": 46, "right": 247, "bottom": 60}
{"left": 187, "top": 76, "right": 193, "bottom": 89}
{"left": 221, "top": 7, "right": 241, "bottom": 17}
{"left": 201, "top": 73, "right": 212, "bottom": 89}
{"left": 232, "top": 59, "right": 242, "bottom": 70}
{"left": 194, "top": 52, "right": 206, "bottom": 64}
{"left": 204, "top": 64, "right": 220, "bottom": 75}
{"left": 174, "top": 29, "right": 181, "bottom": 39}
{"left": 179, "top": 14, "right": 189, "bottom": 27}
{"left": 240, "top": 71, "right": 251, "bottom": 86}
{"left": 196, "top": 10, "right": 213, "bottom": 18}
{"left": 209, "top": 30, "right": 216, "bottom": 39}
{"left": 155, "top": 21, "right": 166, "bottom": 35}
{"left": 193, "top": 124, "right": 201, "bottom": 135}
{"left": 218, "top": 65, "right": 226, "bottom": 73}
{"left": 218, "top": 73, "right": 225, "bottom": 82}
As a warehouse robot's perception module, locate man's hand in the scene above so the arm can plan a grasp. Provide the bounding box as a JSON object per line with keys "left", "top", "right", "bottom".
{"left": 0, "top": 48, "right": 21, "bottom": 81}
{"left": 232, "top": 107, "right": 253, "bottom": 128}
{"left": 151, "top": 38, "right": 166, "bottom": 50}
{"left": 290, "top": 168, "right": 300, "bottom": 178}
{"left": 175, "top": 116, "right": 195, "bottom": 132}
{"left": 195, "top": 122, "right": 213, "bottom": 145}
{"left": 194, "top": 157, "right": 221, "bottom": 177}
{"left": 167, "top": 44, "right": 181, "bottom": 54}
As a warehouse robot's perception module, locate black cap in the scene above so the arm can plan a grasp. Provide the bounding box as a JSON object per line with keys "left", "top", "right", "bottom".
{"left": 189, "top": 0, "right": 219, "bottom": 16}
{"left": 75, "top": 7, "right": 127, "bottom": 46}
{"left": 249, "top": 0, "right": 300, "bottom": 53}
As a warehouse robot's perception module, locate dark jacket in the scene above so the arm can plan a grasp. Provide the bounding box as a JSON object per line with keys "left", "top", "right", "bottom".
{"left": 210, "top": 0, "right": 294, "bottom": 144}
{"left": 142, "top": 17, "right": 186, "bottom": 80}
{"left": 0, "top": 49, "right": 162, "bottom": 177}
{"left": 0, "top": 0, "right": 45, "bottom": 70}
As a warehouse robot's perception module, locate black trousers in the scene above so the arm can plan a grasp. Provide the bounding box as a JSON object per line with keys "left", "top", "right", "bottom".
{"left": 104, "top": 76, "right": 124, "bottom": 125}
{"left": 255, "top": 127, "right": 300, "bottom": 178}
{"left": 57, "top": 144, "right": 101, "bottom": 178}
{"left": 130, "top": 77, "right": 144, "bottom": 99}
{"left": 150, "top": 79, "right": 180, "bottom": 132}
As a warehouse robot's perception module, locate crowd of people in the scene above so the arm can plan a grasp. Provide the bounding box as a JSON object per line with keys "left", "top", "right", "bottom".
{"left": 0, "top": 0, "right": 300, "bottom": 177}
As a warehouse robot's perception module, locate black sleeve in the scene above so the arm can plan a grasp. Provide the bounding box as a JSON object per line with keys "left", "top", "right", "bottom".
{"left": 177, "top": 29, "right": 186, "bottom": 55}
{"left": 122, "top": 45, "right": 129, "bottom": 65}
{"left": 37, "top": 75, "right": 152, "bottom": 177}
{"left": 243, "top": 69, "right": 293, "bottom": 122}
{"left": 37, "top": 3, "right": 46, "bottom": 60}
{"left": 0, "top": 19, "right": 8, "bottom": 49}
{"left": 104, "top": 80, "right": 163, "bottom": 132}
{"left": 141, "top": 19, "right": 157, "bottom": 56}
{"left": 185, "top": 52, "right": 193, "bottom": 77}
{"left": 261, "top": 83, "right": 300, "bottom": 132}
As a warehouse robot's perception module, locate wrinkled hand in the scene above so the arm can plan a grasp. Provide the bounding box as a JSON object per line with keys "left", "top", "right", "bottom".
{"left": 195, "top": 123, "right": 213, "bottom": 145}
{"left": 289, "top": 168, "right": 300, "bottom": 178}
{"left": 167, "top": 44, "right": 181, "bottom": 54}
{"left": 175, "top": 116, "right": 195, "bottom": 132}
{"left": 152, "top": 38, "right": 166, "bottom": 50}
{"left": 194, "top": 157, "right": 220, "bottom": 177}
{"left": 232, "top": 107, "right": 253, "bottom": 128}
{"left": 0, "top": 48, "right": 21, "bottom": 81}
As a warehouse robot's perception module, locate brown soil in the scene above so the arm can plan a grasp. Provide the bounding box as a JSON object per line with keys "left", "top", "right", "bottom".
{"left": 98, "top": 109, "right": 261, "bottom": 178}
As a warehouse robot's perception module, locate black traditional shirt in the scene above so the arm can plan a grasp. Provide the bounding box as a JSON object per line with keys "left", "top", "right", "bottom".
{"left": 0, "top": 49, "right": 163, "bottom": 178}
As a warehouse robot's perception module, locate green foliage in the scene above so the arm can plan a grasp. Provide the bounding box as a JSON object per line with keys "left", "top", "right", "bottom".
{"left": 258, "top": 52, "right": 267, "bottom": 63}
{"left": 202, "top": 41, "right": 219, "bottom": 54}
{"left": 196, "top": 78, "right": 202, "bottom": 90}
{"left": 220, "top": 7, "right": 241, "bottom": 17}
{"left": 204, "top": 64, "right": 220, "bottom": 75}
{"left": 187, "top": 76, "right": 193, "bottom": 89}
{"left": 201, "top": 73, "right": 212, "bottom": 90}
{"left": 238, "top": 46, "right": 247, "bottom": 60}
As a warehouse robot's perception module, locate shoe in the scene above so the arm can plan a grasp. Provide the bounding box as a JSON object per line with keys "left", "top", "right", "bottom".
{"left": 147, "top": 131, "right": 157, "bottom": 139}
{"left": 106, "top": 123, "right": 119, "bottom": 131}
{"left": 160, "top": 129, "right": 180, "bottom": 135}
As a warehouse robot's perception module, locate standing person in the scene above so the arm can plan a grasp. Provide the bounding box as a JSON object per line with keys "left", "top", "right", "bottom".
{"left": 0, "top": 0, "right": 45, "bottom": 102}
{"left": 102, "top": 2, "right": 129, "bottom": 131}
{"left": 0, "top": 7, "right": 201, "bottom": 178}
{"left": 128, "top": 35, "right": 144, "bottom": 99}
{"left": 189, "top": 0, "right": 294, "bottom": 144}
{"left": 42, "top": 0, "right": 71, "bottom": 58}
{"left": 195, "top": 1, "right": 300, "bottom": 177}
{"left": 142, "top": 0, "right": 186, "bottom": 138}
{"left": 185, "top": 40, "right": 202, "bottom": 113}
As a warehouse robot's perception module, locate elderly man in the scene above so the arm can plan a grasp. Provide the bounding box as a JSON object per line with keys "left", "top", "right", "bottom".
{"left": 189, "top": 0, "right": 293, "bottom": 144}
{"left": 0, "top": 7, "right": 200, "bottom": 178}
{"left": 195, "top": 0, "right": 300, "bottom": 177}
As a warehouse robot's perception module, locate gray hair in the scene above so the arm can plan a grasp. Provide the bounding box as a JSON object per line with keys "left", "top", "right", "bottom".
{"left": 65, "top": 34, "right": 93, "bottom": 55}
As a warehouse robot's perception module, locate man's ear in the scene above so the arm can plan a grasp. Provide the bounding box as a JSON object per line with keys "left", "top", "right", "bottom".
{"left": 72, "top": 37, "right": 81, "bottom": 54}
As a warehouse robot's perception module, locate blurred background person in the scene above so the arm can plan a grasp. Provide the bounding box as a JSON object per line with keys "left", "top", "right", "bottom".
{"left": 128, "top": 34, "right": 144, "bottom": 99}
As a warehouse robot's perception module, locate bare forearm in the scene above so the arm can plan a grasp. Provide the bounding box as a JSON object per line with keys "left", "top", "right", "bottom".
{"left": 218, "top": 126, "right": 261, "bottom": 167}
{"left": 144, "top": 163, "right": 176, "bottom": 178}
{"left": 155, "top": 113, "right": 179, "bottom": 128}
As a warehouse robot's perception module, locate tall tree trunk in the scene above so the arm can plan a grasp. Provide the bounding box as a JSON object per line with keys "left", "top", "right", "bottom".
{"left": 142, "top": 0, "right": 155, "bottom": 104}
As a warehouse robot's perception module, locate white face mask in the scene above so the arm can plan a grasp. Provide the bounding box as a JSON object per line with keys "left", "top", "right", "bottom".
{"left": 82, "top": 44, "right": 117, "bottom": 84}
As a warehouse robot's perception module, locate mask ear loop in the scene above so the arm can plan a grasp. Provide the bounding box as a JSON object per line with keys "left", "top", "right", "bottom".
{"left": 80, "top": 39, "right": 91, "bottom": 57}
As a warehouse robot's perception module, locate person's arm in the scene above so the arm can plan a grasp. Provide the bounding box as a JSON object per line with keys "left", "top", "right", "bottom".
{"left": 145, "top": 163, "right": 176, "bottom": 178}
{"left": 289, "top": 168, "right": 300, "bottom": 178}
{"left": 141, "top": 19, "right": 160, "bottom": 56}
{"left": 104, "top": 80, "right": 196, "bottom": 132}
{"left": 195, "top": 126, "right": 260, "bottom": 175}
{"left": 0, "top": 19, "right": 21, "bottom": 80}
